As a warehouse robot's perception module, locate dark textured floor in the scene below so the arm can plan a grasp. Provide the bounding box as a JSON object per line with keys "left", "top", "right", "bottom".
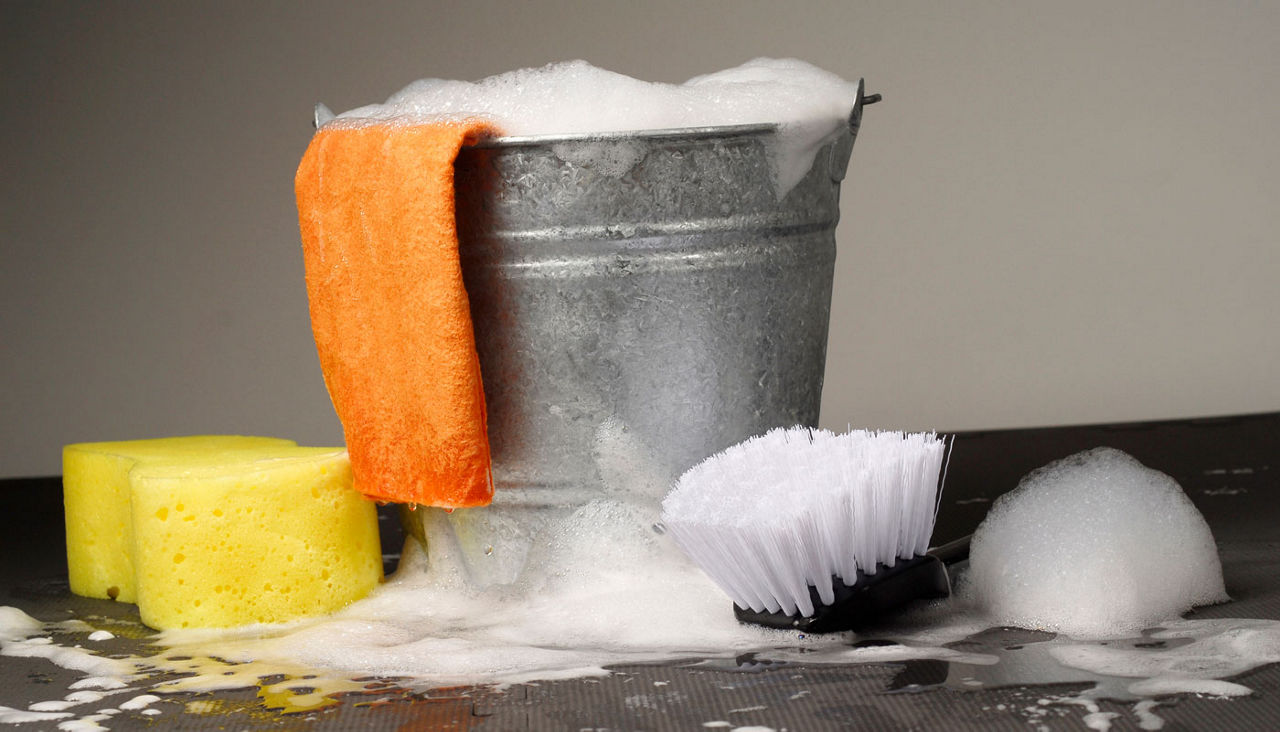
{"left": 3, "top": 412, "right": 1277, "bottom": 730}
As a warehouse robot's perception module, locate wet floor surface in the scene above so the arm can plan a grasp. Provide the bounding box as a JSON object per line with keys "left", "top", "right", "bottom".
{"left": 2, "top": 412, "right": 1278, "bottom": 730}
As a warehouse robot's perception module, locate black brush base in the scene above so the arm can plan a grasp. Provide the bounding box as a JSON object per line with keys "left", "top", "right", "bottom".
{"left": 734, "top": 553, "right": 953, "bottom": 634}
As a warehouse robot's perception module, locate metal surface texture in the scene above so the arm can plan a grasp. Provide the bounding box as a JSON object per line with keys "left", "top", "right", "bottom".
{"left": 452, "top": 93, "right": 865, "bottom": 498}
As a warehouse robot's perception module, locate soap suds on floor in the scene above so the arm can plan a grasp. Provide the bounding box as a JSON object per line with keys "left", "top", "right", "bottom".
{"left": 5, "top": 598, "right": 1278, "bottom": 729}
{"left": 0, "top": 444, "right": 1269, "bottom": 729}
{"left": 0, "top": 706, "right": 72, "bottom": 724}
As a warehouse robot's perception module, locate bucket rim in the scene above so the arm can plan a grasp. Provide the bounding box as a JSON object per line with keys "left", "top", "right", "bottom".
{"left": 464, "top": 121, "right": 780, "bottom": 149}
{"left": 312, "top": 104, "right": 782, "bottom": 146}
{"left": 312, "top": 78, "right": 871, "bottom": 146}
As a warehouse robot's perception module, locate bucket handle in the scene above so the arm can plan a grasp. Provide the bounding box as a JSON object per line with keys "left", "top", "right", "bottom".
{"left": 830, "top": 78, "right": 880, "bottom": 182}
{"left": 850, "top": 78, "right": 882, "bottom": 141}
{"left": 314, "top": 103, "right": 336, "bottom": 129}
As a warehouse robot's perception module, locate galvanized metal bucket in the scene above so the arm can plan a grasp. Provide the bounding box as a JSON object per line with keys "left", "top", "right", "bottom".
{"left": 400, "top": 82, "right": 874, "bottom": 584}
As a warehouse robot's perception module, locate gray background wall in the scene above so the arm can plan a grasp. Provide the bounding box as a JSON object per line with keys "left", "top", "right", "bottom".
{"left": 3, "top": 1, "right": 1277, "bottom": 477}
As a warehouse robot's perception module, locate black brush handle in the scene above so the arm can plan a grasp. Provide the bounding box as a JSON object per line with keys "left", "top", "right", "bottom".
{"left": 734, "top": 553, "right": 950, "bottom": 634}
{"left": 928, "top": 534, "right": 972, "bottom": 565}
{"left": 733, "top": 535, "right": 973, "bottom": 634}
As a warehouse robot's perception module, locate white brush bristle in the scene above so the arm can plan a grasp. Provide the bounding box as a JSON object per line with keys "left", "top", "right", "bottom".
{"left": 659, "top": 427, "right": 946, "bottom": 618}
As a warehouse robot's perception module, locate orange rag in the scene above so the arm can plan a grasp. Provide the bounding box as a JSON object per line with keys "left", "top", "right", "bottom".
{"left": 295, "top": 120, "right": 498, "bottom": 508}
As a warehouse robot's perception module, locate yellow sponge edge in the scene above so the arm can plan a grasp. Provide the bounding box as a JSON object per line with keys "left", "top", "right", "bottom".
{"left": 63, "top": 436, "right": 295, "bottom": 603}
{"left": 129, "top": 447, "right": 382, "bottom": 629}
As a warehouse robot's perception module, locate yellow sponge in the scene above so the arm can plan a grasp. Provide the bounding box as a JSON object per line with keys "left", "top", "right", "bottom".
{"left": 63, "top": 436, "right": 295, "bottom": 603}
{"left": 129, "top": 447, "right": 382, "bottom": 629}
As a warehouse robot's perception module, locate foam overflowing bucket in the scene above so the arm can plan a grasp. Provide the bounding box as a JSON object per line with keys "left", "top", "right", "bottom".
{"left": 403, "top": 82, "right": 875, "bottom": 584}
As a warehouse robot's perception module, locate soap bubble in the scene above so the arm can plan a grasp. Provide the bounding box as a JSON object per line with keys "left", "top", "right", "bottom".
{"left": 964, "top": 447, "right": 1228, "bottom": 638}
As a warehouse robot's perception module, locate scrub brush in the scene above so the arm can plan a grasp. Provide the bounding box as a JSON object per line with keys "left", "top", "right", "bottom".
{"left": 660, "top": 427, "right": 962, "bottom": 633}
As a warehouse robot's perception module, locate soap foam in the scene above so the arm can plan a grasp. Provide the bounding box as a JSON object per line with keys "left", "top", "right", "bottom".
{"left": 0, "top": 606, "right": 41, "bottom": 641}
{"left": 963, "top": 447, "right": 1228, "bottom": 638}
{"left": 1050, "top": 618, "right": 1280, "bottom": 695}
{"left": 93, "top": 421, "right": 824, "bottom": 691}
{"left": 0, "top": 706, "right": 72, "bottom": 725}
{"left": 79, "top": 420, "right": 809, "bottom": 690}
{"left": 0, "top": 443, "right": 1269, "bottom": 728}
{"left": 330, "top": 58, "right": 861, "bottom": 194}
{"left": 154, "top": 499, "right": 795, "bottom": 688}
{"left": 2, "top": 636, "right": 133, "bottom": 679}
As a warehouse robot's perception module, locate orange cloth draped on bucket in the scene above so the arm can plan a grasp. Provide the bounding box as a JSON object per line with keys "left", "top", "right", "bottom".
{"left": 295, "top": 120, "right": 497, "bottom": 508}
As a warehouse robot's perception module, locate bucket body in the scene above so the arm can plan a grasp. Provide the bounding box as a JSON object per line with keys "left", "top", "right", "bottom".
{"left": 402, "top": 109, "right": 866, "bottom": 587}
{"left": 454, "top": 121, "right": 854, "bottom": 499}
